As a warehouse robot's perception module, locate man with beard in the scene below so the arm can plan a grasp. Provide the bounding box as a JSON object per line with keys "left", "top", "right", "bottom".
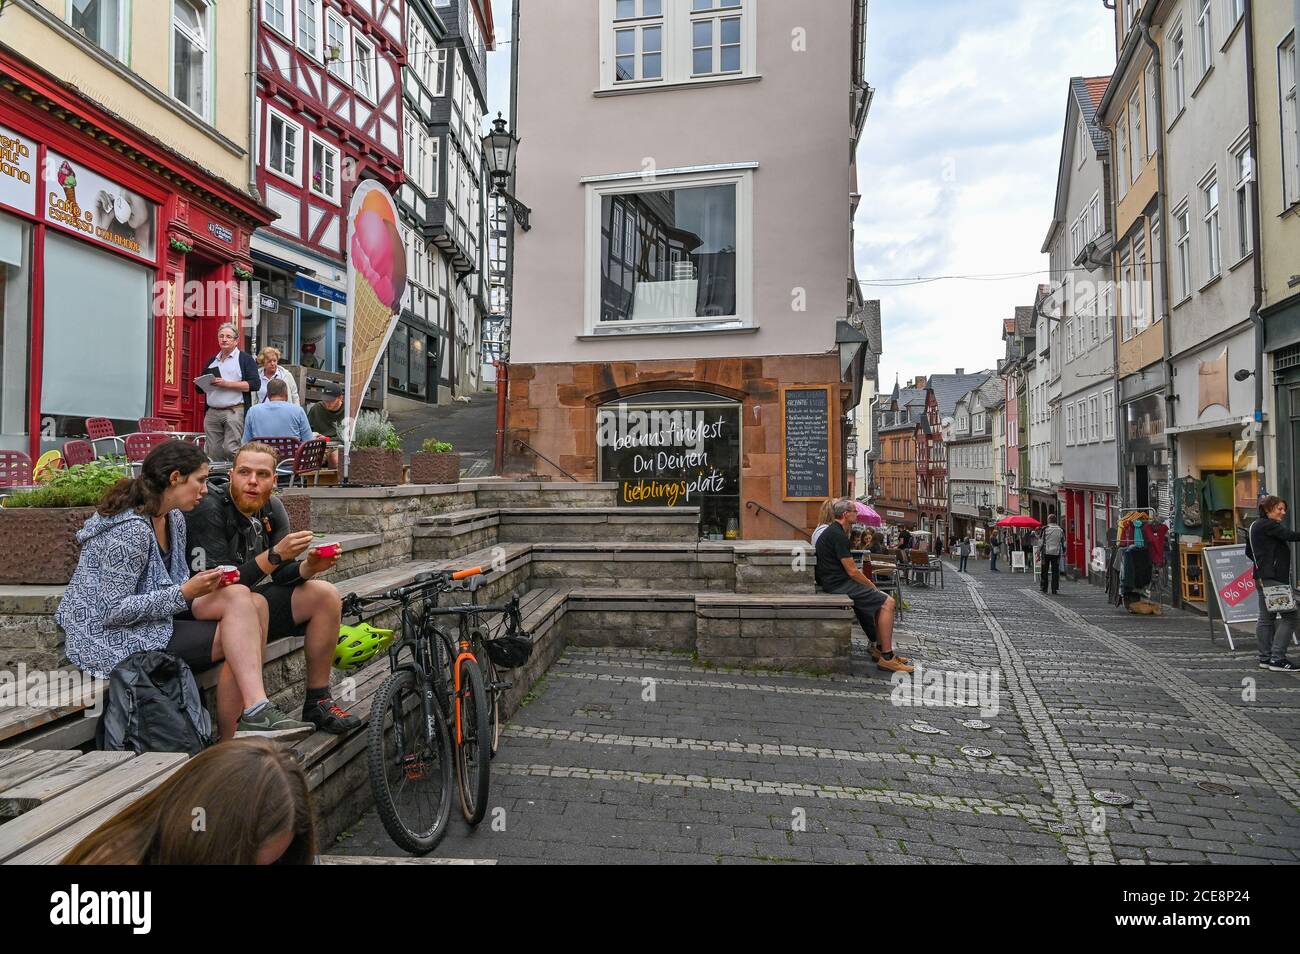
{"left": 184, "top": 442, "right": 361, "bottom": 733}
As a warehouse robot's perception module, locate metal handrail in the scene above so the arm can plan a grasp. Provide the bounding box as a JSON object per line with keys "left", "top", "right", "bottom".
{"left": 745, "top": 500, "right": 809, "bottom": 540}
{"left": 511, "top": 438, "right": 579, "bottom": 482}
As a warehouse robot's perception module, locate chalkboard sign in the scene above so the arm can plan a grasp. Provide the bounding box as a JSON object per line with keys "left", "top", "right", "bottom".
{"left": 781, "top": 385, "right": 833, "bottom": 501}
{"left": 1203, "top": 544, "right": 1257, "bottom": 649}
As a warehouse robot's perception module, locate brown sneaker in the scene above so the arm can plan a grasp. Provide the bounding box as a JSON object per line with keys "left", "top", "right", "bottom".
{"left": 877, "top": 654, "right": 915, "bottom": 674}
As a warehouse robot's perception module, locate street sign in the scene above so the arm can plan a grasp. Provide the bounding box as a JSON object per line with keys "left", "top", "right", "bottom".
{"left": 1202, "top": 544, "right": 1257, "bottom": 650}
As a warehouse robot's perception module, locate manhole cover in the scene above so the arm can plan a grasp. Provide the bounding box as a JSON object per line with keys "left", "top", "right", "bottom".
{"left": 1091, "top": 790, "right": 1133, "bottom": 806}
{"left": 959, "top": 719, "right": 991, "bottom": 730}
{"left": 1047, "top": 822, "right": 1075, "bottom": 834}
{"left": 1196, "top": 781, "right": 1238, "bottom": 796}
{"left": 960, "top": 746, "right": 992, "bottom": 758}
{"left": 910, "top": 722, "right": 943, "bottom": 735}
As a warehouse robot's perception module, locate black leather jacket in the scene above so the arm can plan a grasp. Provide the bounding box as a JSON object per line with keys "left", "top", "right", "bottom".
{"left": 1245, "top": 517, "right": 1300, "bottom": 583}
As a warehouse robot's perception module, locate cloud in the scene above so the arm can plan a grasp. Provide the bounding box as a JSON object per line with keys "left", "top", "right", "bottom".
{"left": 856, "top": 0, "right": 1113, "bottom": 388}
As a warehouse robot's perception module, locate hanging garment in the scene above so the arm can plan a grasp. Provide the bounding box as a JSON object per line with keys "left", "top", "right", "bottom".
{"left": 1125, "top": 544, "right": 1153, "bottom": 591}
{"left": 1174, "top": 477, "right": 1204, "bottom": 534}
{"left": 1145, "top": 521, "right": 1170, "bottom": 567}
{"left": 1204, "top": 472, "right": 1235, "bottom": 513}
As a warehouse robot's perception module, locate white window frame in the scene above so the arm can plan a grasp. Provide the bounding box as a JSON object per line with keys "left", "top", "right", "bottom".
{"left": 1102, "top": 389, "right": 1115, "bottom": 441}
{"left": 1201, "top": 168, "right": 1221, "bottom": 279}
{"left": 1100, "top": 283, "right": 1113, "bottom": 340}
{"left": 610, "top": 0, "right": 666, "bottom": 85}
{"left": 262, "top": 0, "right": 290, "bottom": 39}
{"left": 325, "top": 10, "right": 350, "bottom": 82}
{"left": 1119, "top": 247, "right": 1133, "bottom": 341}
{"left": 584, "top": 167, "right": 753, "bottom": 333}
{"left": 1065, "top": 318, "right": 1075, "bottom": 363}
{"left": 1231, "top": 135, "right": 1253, "bottom": 261}
{"left": 65, "top": 0, "right": 127, "bottom": 61}
{"left": 1077, "top": 113, "right": 1088, "bottom": 169}
{"left": 1281, "top": 34, "right": 1299, "bottom": 207}
{"left": 599, "top": 0, "right": 756, "bottom": 92}
{"left": 1088, "top": 395, "right": 1100, "bottom": 443}
{"left": 1170, "top": 22, "right": 1187, "bottom": 117}
{"left": 1173, "top": 200, "right": 1192, "bottom": 300}
{"left": 1227, "top": 0, "right": 1244, "bottom": 30}
{"left": 353, "top": 33, "right": 377, "bottom": 102}
{"left": 429, "top": 136, "right": 440, "bottom": 198}
{"left": 171, "top": 0, "right": 211, "bottom": 121}
{"left": 308, "top": 132, "right": 340, "bottom": 204}
{"left": 1066, "top": 403, "right": 1075, "bottom": 446}
{"left": 434, "top": 47, "right": 449, "bottom": 96}
{"left": 1132, "top": 233, "right": 1149, "bottom": 334}
{"left": 1144, "top": 61, "right": 1158, "bottom": 158}
{"left": 1128, "top": 88, "right": 1143, "bottom": 178}
{"left": 265, "top": 106, "right": 303, "bottom": 186}
{"left": 296, "top": 0, "right": 322, "bottom": 59}
{"left": 1116, "top": 120, "right": 1129, "bottom": 199}
{"left": 689, "top": 2, "right": 745, "bottom": 78}
{"left": 1195, "top": 0, "right": 1213, "bottom": 81}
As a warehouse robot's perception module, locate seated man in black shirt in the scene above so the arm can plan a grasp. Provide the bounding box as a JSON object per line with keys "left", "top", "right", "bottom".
{"left": 185, "top": 442, "right": 362, "bottom": 734}
{"left": 815, "top": 498, "right": 912, "bottom": 673}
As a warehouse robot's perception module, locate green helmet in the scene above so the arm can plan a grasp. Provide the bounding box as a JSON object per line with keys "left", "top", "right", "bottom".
{"left": 334, "top": 623, "right": 394, "bottom": 671}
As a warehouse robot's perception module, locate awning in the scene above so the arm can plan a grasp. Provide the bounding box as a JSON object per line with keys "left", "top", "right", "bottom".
{"left": 252, "top": 247, "right": 315, "bottom": 276}
{"left": 1164, "top": 416, "right": 1252, "bottom": 436}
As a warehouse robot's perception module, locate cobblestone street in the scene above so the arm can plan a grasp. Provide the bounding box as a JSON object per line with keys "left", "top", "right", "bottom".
{"left": 332, "top": 562, "right": 1300, "bottom": 864}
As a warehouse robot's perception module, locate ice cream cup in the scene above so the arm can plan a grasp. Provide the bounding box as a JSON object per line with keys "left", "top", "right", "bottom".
{"left": 313, "top": 543, "right": 341, "bottom": 559}
{"left": 218, "top": 565, "right": 240, "bottom": 585}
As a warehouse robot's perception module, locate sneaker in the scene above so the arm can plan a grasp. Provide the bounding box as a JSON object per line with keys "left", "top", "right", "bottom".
{"left": 1259, "top": 658, "right": 1272, "bottom": 669}
{"left": 235, "top": 702, "right": 315, "bottom": 740}
{"left": 877, "top": 654, "right": 915, "bottom": 674}
{"left": 1267, "top": 659, "right": 1300, "bottom": 672}
{"left": 303, "top": 696, "right": 363, "bottom": 735}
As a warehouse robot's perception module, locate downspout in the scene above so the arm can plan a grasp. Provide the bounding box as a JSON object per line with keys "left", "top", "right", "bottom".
{"left": 1244, "top": 0, "right": 1268, "bottom": 496}
{"left": 496, "top": 0, "right": 522, "bottom": 475}
{"left": 248, "top": 0, "right": 259, "bottom": 194}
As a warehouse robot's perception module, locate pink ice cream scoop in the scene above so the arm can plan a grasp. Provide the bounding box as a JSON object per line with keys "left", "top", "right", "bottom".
{"left": 57, "top": 160, "right": 73, "bottom": 186}
{"left": 351, "top": 210, "right": 407, "bottom": 309}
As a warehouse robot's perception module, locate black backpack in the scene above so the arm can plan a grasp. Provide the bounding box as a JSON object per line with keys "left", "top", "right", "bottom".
{"left": 97, "top": 651, "right": 216, "bottom": 755}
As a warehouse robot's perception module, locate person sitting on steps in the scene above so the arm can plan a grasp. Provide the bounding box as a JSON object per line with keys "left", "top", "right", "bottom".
{"left": 814, "top": 498, "right": 912, "bottom": 673}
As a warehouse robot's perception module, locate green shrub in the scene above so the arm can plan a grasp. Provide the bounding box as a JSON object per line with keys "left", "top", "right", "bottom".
{"left": 353, "top": 410, "right": 401, "bottom": 451}
{"left": 420, "top": 438, "right": 454, "bottom": 454}
{"left": 2, "top": 460, "right": 126, "bottom": 509}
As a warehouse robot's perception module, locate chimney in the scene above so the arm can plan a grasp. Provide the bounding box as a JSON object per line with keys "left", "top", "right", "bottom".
{"left": 955, "top": 368, "right": 964, "bottom": 375}
{"left": 913, "top": 376, "right": 926, "bottom": 389}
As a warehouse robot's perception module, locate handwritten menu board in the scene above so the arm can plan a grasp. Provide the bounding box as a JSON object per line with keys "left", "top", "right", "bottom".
{"left": 1203, "top": 544, "right": 1258, "bottom": 626}
{"left": 782, "top": 385, "right": 832, "bottom": 501}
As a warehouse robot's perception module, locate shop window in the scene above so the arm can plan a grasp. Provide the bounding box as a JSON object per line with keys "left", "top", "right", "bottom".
{"left": 40, "top": 232, "right": 150, "bottom": 440}
{"left": 387, "top": 323, "right": 410, "bottom": 392}
{"left": 0, "top": 216, "right": 32, "bottom": 451}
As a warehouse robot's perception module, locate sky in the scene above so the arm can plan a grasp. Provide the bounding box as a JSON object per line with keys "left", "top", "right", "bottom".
{"left": 482, "top": 0, "right": 1116, "bottom": 391}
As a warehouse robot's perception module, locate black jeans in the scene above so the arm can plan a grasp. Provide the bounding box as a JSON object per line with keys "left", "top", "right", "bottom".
{"left": 1040, "top": 554, "right": 1060, "bottom": 593}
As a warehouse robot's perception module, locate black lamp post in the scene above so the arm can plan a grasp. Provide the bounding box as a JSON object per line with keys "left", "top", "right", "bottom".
{"left": 482, "top": 113, "right": 531, "bottom": 231}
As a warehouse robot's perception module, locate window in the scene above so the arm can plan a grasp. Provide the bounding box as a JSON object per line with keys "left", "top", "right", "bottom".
{"left": 435, "top": 47, "right": 449, "bottom": 95}
{"left": 1077, "top": 401, "right": 1089, "bottom": 444}
{"left": 1144, "top": 61, "right": 1158, "bottom": 157}
{"left": 1281, "top": 35, "right": 1298, "bottom": 206}
{"left": 1065, "top": 318, "right": 1075, "bottom": 363}
{"left": 1195, "top": 0, "right": 1213, "bottom": 80}
{"left": 1102, "top": 389, "right": 1115, "bottom": 440}
{"left": 1100, "top": 281, "right": 1113, "bottom": 340}
{"left": 297, "top": 0, "right": 321, "bottom": 58}
{"left": 1227, "top": 0, "right": 1244, "bottom": 27}
{"left": 172, "top": 0, "right": 209, "bottom": 118}
{"left": 1132, "top": 233, "right": 1148, "bottom": 333}
{"left": 1066, "top": 403, "right": 1075, "bottom": 445}
{"left": 1077, "top": 114, "right": 1088, "bottom": 168}
{"left": 263, "top": 0, "right": 288, "bottom": 36}
{"left": 691, "top": 2, "right": 743, "bottom": 76}
{"left": 309, "top": 135, "right": 339, "bottom": 203}
{"left": 1087, "top": 294, "right": 1099, "bottom": 344}
{"left": 68, "top": 0, "right": 124, "bottom": 60}
{"left": 603, "top": 0, "right": 751, "bottom": 89}
{"left": 1119, "top": 247, "right": 1133, "bottom": 340}
{"left": 267, "top": 109, "right": 302, "bottom": 183}
{"left": 1150, "top": 219, "right": 1163, "bottom": 322}
{"left": 353, "top": 34, "right": 376, "bottom": 101}
{"left": 429, "top": 137, "right": 440, "bottom": 197}
{"left": 1116, "top": 121, "right": 1129, "bottom": 199}
{"left": 1170, "top": 23, "right": 1187, "bottom": 115}
{"left": 1088, "top": 395, "right": 1100, "bottom": 443}
{"left": 613, "top": 0, "right": 664, "bottom": 82}
{"left": 326, "top": 11, "right": 350, "bottom": 81}
{"left": 1232, "top": 139, "right": 1253, "bottom": 260}
{"left": 1174, "top": 202, "right": 1192, "bottom": 299}
{"left": 1129, "top": 88, "right": 1143, "bottom": 179}
{"left": 1202, "top": 171, "right": 1221, "bottom": 278}
{"left": 1076, "top": 308, "right": 1087, "bottom": 354}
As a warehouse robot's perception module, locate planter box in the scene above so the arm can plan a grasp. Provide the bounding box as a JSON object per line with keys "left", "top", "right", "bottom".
{"left": 410, "top": 452, "right": 461, "bottom": 484}
{"left": 277, "top": 492, "right": 311, "bottom": 532}
{"left": 0, "top": 505, "right": 95, "bottom": 585}
{"left": 348, "top": 448, "right": 403, "bottom": 486}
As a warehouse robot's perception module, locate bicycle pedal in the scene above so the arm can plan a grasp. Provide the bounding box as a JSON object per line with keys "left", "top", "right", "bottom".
{"left": 488, "top": 680, "right": 513, "bottom": 692}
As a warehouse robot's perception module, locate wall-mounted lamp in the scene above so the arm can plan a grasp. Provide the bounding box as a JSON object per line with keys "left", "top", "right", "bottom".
{"left": 1234, "top": 369, "right": 1254, "bottom": 382}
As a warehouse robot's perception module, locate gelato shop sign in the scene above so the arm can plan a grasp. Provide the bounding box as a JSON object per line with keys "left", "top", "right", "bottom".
{"left": 44, "top": 151, "right": 156, "bottom": 261}
{"left": 0, "top": 124, "right": 36, "bottom": 215}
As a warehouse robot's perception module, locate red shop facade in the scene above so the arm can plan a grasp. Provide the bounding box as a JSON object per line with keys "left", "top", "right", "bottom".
{"left": 0, "top": 51, "right": 273, "bottom": 459}
{"left": 1061, "top": 486, "right": 1118, "bottom": 582}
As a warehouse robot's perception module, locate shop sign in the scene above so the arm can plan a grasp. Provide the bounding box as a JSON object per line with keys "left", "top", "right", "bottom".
{"left": 295, "top": 274, "right": 347, "bottom": 304}
{"left": 0, "top": 124, "right": 36, "bottom": 215}
{"left": 43, "top": 150, "right": 156, "bottom": 261}
{"left": 599, "top": 403, "right": 739, "bottom": 507}
{"left": 1125, "top": 393, "right": 1165, "bottom": 451}
{"left": 259, "top": 294, "right": 280, "bottom": 312}
{"left": 207, "top": 221, "right": 235, "bottom": 244}
{"left": 886, "top": 510, "right": 906, "bottom": 518}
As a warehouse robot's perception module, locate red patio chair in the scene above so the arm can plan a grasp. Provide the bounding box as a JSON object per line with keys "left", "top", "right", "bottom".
{"left": 259, "top": 436, "right": 302, "bottom": 464}
{"left": 124, "top": 433, "right": 172, "bottom": 472}
{"left": 0, "top": 450, "right": 33, "bottom": 488}
{"left": 62, "top": 440, "right": 95, "bottom": 467}
{"left": 284, "top": 437, "right": 327, "bottom": 488}
{"left": 85, "top": 417, "right": 125, "bottom": 456}
{"left": 138, "top": 416, "right": 170, "bottom": 433}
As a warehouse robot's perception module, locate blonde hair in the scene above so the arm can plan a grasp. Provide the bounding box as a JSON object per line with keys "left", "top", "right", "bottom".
{"left": 258, "top": 347, "right": 281, "bottom": 366}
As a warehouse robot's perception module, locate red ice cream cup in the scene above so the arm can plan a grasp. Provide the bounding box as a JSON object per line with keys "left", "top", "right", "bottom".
{"left": 218, "top": 565, "right": 240, "bottom": 585}
{"left": 313, "top": 543, "right": 341, "bottom": 559}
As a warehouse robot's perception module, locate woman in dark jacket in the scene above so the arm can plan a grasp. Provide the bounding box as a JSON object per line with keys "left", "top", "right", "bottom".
{"left": 1245, "top": 495, "right": 1300, "bottom": 672}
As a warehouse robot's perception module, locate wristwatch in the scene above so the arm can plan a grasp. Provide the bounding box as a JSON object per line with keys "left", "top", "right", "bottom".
{"left": 267, "top": 549, "right": 284, "bottom": 567}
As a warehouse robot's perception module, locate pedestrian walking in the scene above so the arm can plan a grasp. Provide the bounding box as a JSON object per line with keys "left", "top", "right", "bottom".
{"left": 1040, "top": 514, "right": 1064, "bottom": 594}
{"left": 958, "top": 536, "right": 972, "bottom": 573}
{"left": 989, "top": 529, "right": 1000, "bottom": 571}
{"left": 1245, "top": 495, "right": 1300, "bottom": 672}
{"left": 198, "top": 323, "right": 260, "bottom": 462}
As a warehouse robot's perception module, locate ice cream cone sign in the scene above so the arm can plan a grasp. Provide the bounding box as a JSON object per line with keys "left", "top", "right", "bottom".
{"left": 343, "top": 181, "right": 406, "bottom": 474}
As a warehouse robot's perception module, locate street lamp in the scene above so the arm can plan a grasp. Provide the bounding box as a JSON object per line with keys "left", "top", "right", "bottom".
{"left": 482, "top": 113, "right": 532, "bottom": 231}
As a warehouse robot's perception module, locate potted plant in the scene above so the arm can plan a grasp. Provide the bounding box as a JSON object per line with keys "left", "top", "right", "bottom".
{"left": 410, "top": 437, "right": 461, "bottom": 484}
{"left": 347, "top": 410, "right": 403, "bottom": 486}
{"left": 0, "top": 460, "right": 126, "bottom": 585}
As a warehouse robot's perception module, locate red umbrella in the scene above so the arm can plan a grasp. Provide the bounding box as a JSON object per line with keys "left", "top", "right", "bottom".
{"left": 995, "top": 514, "right": 1041, "bottom": 529}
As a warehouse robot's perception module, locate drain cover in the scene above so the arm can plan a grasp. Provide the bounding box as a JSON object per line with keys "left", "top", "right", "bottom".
{"left": 959, "top": 719, "right": 991, "bottom": 730}
{"left": 1047, "top": 822, "right": 1075, "bottom": 834}
{"left": 960, "top": 746, "right": 992, "bottom": 758}
{"left": 1091, "top": 790, "right": 1133, "bottom": 806}
{"left": 910, "top": 722, "right": 943, "bottom": 734}
{"left": 1196, "top": 781, "right": 1238, "bottom": 796}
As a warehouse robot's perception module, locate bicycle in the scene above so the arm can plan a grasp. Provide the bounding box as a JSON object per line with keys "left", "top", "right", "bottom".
{"left": 341, "top": 567, "right": 530, "bottom": 853}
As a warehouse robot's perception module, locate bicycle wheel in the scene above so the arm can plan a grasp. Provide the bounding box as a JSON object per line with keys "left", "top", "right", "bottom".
{"left": 482, "top": 652, "right": 502, "bottom": 758}
{"left": 454, "top": 657, "right": 492, "bottom": 825}
{"left": 367, "top": 669, "right": 453, "bottom": 854}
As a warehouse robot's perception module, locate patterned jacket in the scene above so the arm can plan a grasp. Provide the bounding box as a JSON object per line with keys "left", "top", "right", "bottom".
{"left": 55, "top": 509, "right": 190, "bottom": 678}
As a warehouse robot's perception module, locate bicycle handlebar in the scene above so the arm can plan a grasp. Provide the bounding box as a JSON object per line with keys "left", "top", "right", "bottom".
{"left": 341, "top": 566, "right": 486, "bottom": 614}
